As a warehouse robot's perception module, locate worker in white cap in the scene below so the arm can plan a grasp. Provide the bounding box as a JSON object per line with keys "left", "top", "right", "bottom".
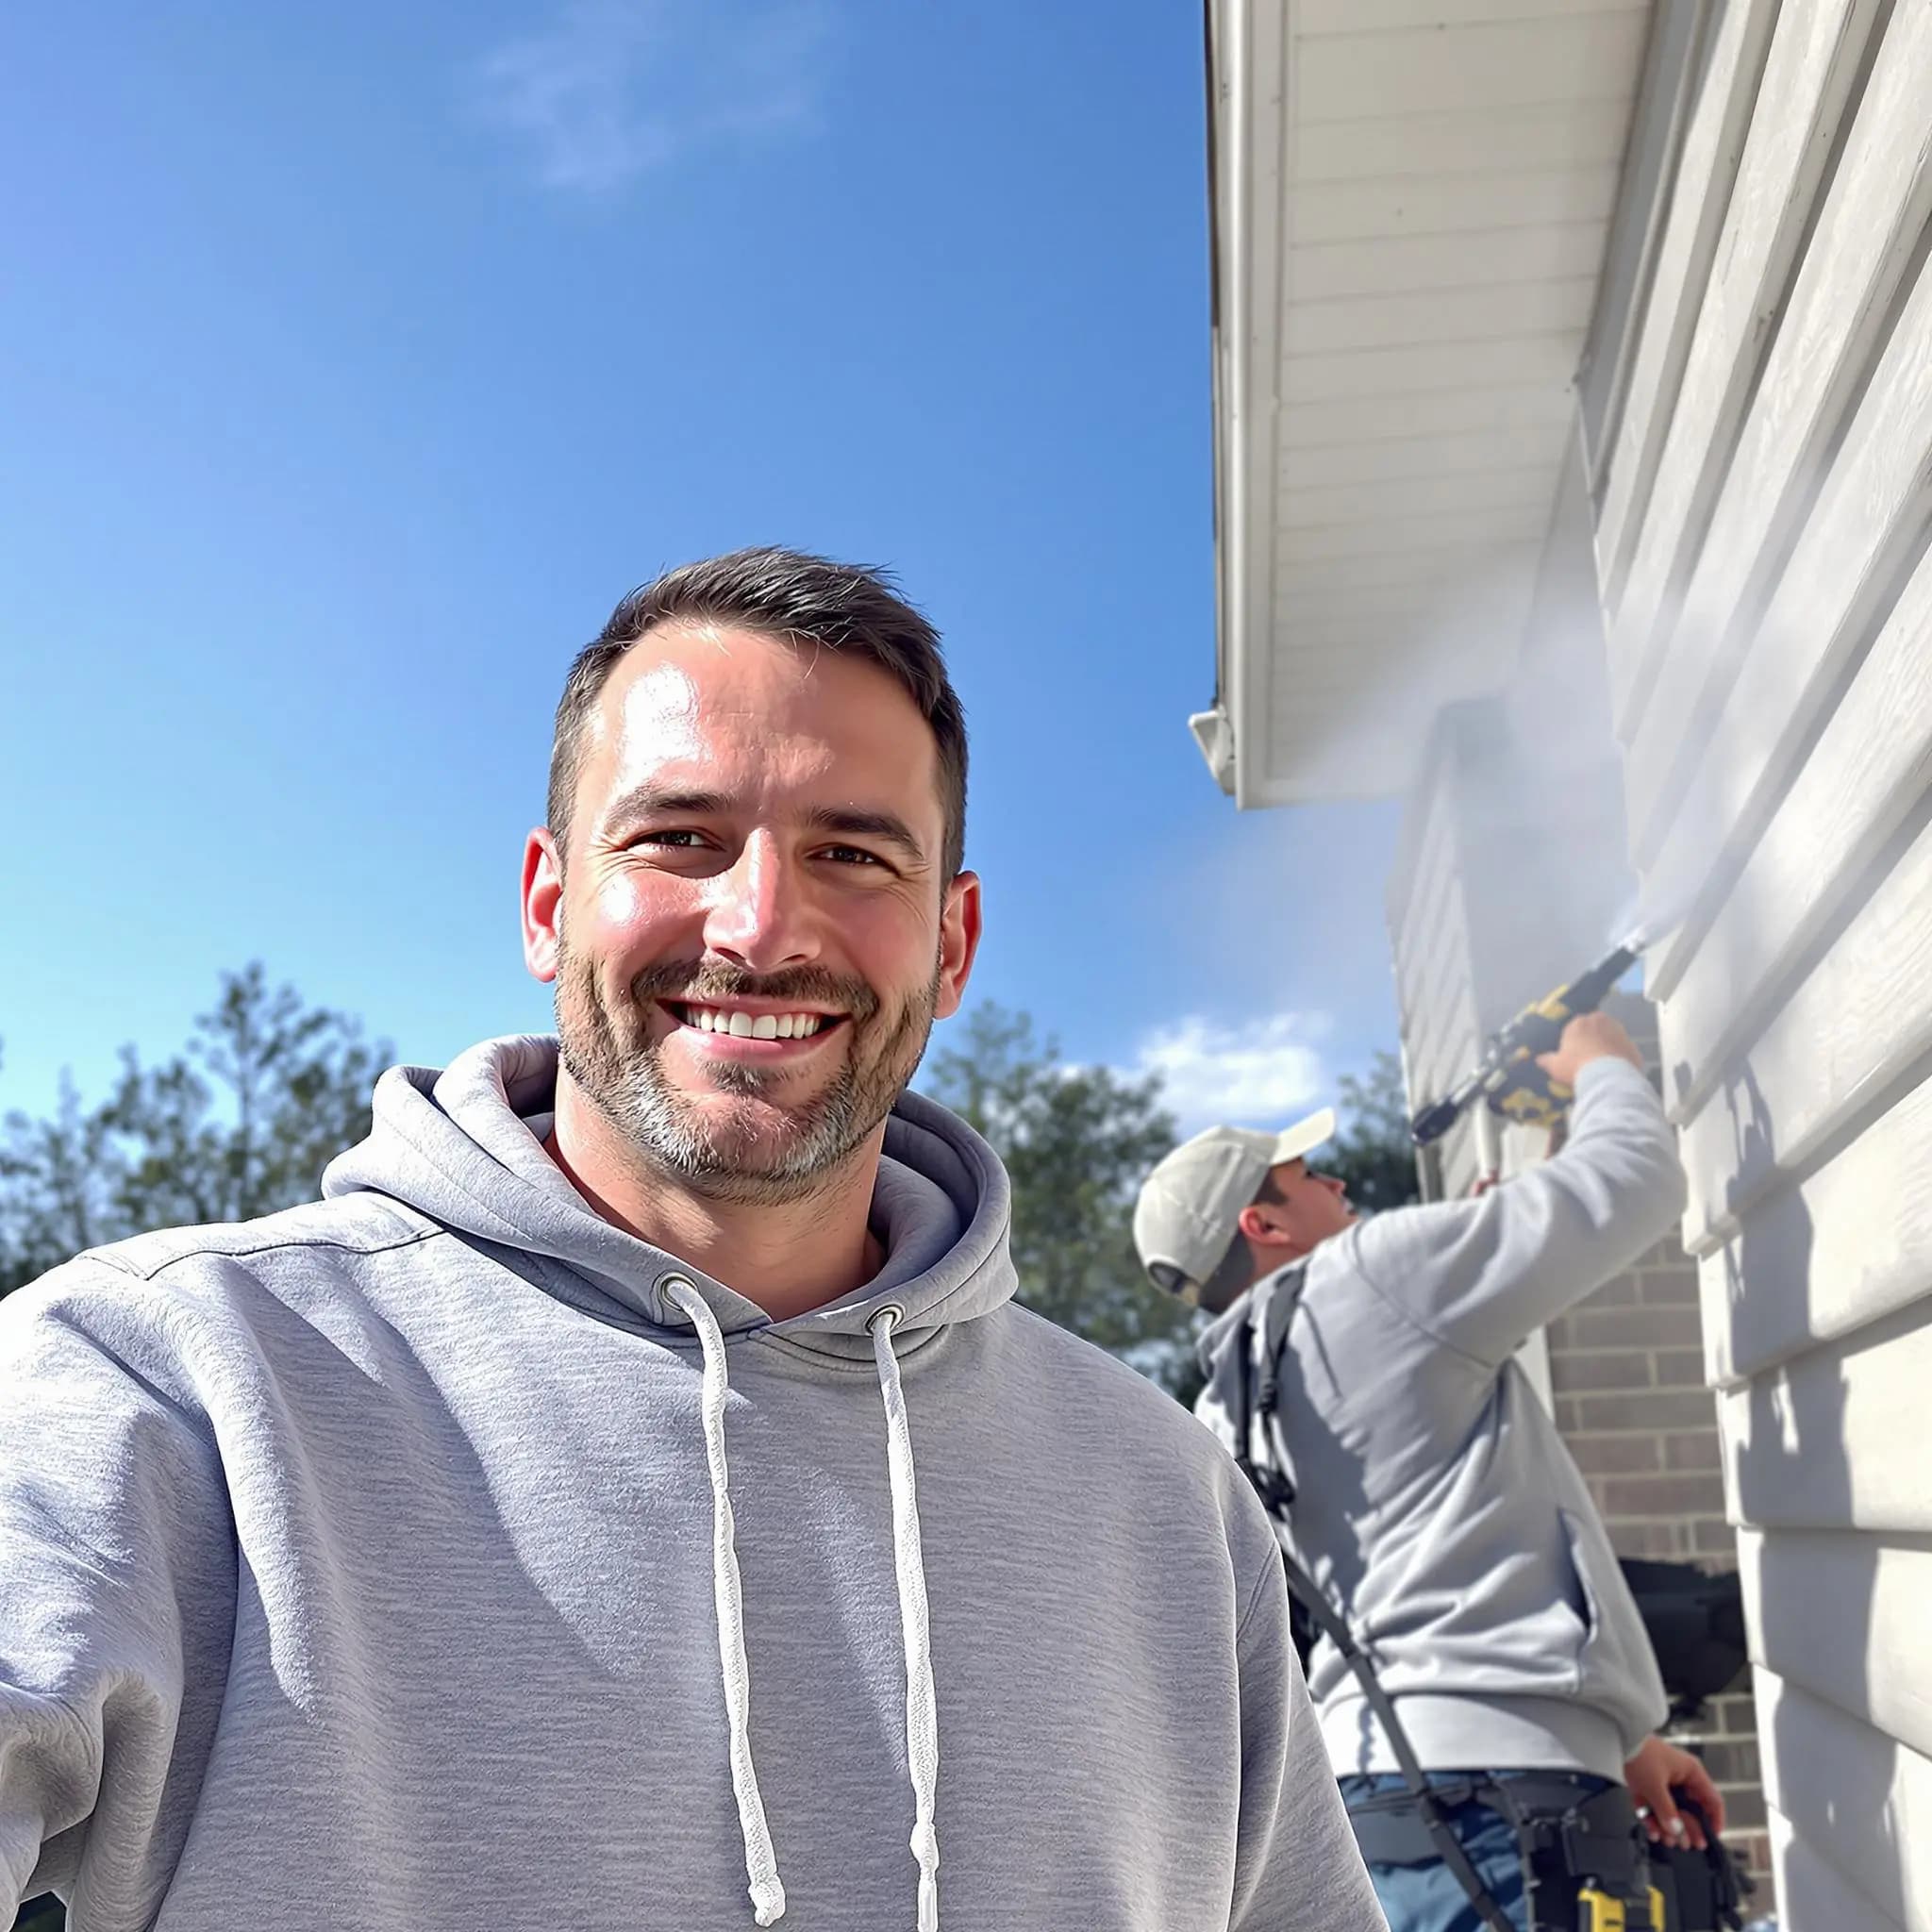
{"left": 1133, "top": 1011, "right": 1728, "bottom": 1932}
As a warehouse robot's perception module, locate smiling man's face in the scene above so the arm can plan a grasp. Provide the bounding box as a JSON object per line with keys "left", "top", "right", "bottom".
{"left": 522, "top": 621, "right": 980, "bottom": 1204}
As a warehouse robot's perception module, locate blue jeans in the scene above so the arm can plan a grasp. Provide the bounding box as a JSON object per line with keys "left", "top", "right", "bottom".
{"left": 1339, "top": 1772, "right": 1614, "bottom": 1932}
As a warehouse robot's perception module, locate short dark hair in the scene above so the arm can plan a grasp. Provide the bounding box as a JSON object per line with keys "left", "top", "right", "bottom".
{"left": 547, "top": 547, "right": 969, "bottom": 880}
{"left": 1199, "top": 1170, "right": 1286, "bottom": 1312}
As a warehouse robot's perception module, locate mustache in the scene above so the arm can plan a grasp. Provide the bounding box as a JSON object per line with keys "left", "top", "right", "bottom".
{"left": 626, "top": 959, "right": 882, "bottom": 1024}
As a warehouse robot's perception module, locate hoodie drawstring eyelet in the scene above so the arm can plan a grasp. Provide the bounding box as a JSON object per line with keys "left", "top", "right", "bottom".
{"left": 870, "top": 1305, "right": 941, "bottom": 1932}
{"left": 663, "top": 1275, "right": 788, "bottom": 1927}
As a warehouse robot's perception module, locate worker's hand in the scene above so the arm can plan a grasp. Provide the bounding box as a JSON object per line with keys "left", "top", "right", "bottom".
{"left": 1536, "top": 1011, "right": 1644, "bottom": 1088}
{"left": 1624, "top": 1736, "right": 1725, "bottom": 1851}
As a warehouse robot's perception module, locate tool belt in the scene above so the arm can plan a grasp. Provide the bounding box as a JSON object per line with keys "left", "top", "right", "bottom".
{"left": 1348, "top": 1774, "right": 1660, "bottom": 1930}
{"left": 1345, "top": 1776, "right": 1745, "bottom": 1930}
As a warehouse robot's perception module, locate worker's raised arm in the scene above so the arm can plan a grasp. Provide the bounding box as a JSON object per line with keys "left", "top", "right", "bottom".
{"left": 0, "top": 1262, "right": 237, "bottom": 1926}
{"left": 1347, "top": 1016, "right": 1686, "bottom": 1369}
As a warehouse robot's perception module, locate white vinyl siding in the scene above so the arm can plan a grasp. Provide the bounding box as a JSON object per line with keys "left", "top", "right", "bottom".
{"left": 1587, "top": 1, "right": 1932, "bottom": 1918}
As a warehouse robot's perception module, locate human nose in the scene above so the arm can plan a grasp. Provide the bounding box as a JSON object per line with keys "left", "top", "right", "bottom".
{"left": 703, "top": 832, "right": 820, "bottom": 974}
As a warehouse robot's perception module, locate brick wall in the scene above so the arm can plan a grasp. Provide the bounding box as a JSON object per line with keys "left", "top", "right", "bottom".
{"left": 1542, "top": 997, "right": 1774, "bottom": 1907}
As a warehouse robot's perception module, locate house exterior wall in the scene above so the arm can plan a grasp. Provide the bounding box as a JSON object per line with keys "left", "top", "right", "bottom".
{"left": 1547, "top": 994, "right": 1774, "bottom": 1902}
{"left": 1385, "top": 726, "right": 1775, "bottom": 1908}
{"left": 1583, "top": 0, "right": 1932, "bottom": 1919}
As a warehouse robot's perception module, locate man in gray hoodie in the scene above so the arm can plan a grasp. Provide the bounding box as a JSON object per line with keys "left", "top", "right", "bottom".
{"left": 0, "top": 549, "right": 1386, "bottom": 1931}
{"left": 1133, "top": 1014, "right": 1725, "bottom": 1932}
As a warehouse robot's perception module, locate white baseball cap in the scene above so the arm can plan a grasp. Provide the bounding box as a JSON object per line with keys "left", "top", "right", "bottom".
{"left": 1132, "top": 1109, "right": 1336, "bottom": 1301}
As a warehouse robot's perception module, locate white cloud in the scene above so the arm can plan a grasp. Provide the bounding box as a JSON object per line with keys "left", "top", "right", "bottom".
{"left": 1128, "top": 1011, "right": 1332, "bottom": 1134}
{"left": 471, "top": 0, "right": 834, "bottom": 194}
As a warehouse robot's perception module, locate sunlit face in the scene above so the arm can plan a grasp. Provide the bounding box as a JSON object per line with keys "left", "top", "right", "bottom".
{"left": 1262, "top": 1158, "right": 1357, "bottom": 1253}
{"left": 522, "top": 623, "right": 980, "bottom": 1204}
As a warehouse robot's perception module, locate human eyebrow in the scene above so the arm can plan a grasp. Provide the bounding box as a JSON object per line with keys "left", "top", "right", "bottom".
{"left": 806, "top": 806, "right": 929, "bottom": 867}
{"left": 602, "top": 784, "right": 736, "bottom": 832}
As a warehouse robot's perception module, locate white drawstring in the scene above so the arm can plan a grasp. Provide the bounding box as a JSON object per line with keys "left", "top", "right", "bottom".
{"left": 663, "top": 1276, "right": 788, "bottom": 1927}
{"left": 663, "top": 1276, "right": 941, "bottom": 1930}
{"left": 870, "top": 1306, "right": 941, "bottom": 1932}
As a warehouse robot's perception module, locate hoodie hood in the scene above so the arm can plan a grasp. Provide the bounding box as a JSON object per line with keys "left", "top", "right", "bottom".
{"left": 322, "top": 1034, "right": 1017, "bottom": 1353}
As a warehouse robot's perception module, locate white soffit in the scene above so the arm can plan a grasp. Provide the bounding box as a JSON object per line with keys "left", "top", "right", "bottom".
{"left": 1206, "top": 0, "right": 1655, "bottom": 807}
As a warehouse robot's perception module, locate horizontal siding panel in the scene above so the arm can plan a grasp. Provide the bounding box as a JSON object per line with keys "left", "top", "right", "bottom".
{"left": 1698, "top": 1067, "right": 1932, "bottom": 1385}
{"left": 1653, "top": 543, "right": 1932, "bottom": 1125}
{"left": 1624, "top": 0, "right": 1932, "bottom": 882}
{"left": 1605, "top": 0, "right": 1884, "bottom": 741}
{"left": 1769, "top": 1806, "right": 1905, "bottom": 1932}
{"left": 1294, "top": 103, "right": 1631, "bottom": 186}
{"left": 1279, "top": 465, "right": 1557, "bottom": 528}
{"left": 1297, "top": 0, "right": 1646, "bottom": 33}
{"left": 1650, "top": 243, "right": 1932, "bottom": 1217}
{"left": 1719, "top": 1298, "right": 1932, "bottom": 1533}
{"left": 1282, "top": 383, "right": 1574, "bottom": 451}
{"left": 1671, "top": 807, "right": 1932, "bottom": 1252}
{"left": 1279, "top": 422, "right": 1573, "bottom": 486}
{"left": 1290, "top": 167, "right": 1622, "bottom": 244}
{"left": 1293, "top": 14, "right": 1648, "bottom": 124}
{"left": 1283, "top": 275, "right": 1600, "bottom": 356}
{"left": 1594, "top": 0, "right": 1778, "bottom": 607}
{"left": 1755, "top": 1670, "right": 1932, "bottom": 1931}
{"left": 1740, "top": 1528, "right": 1932, "bottom": 1760}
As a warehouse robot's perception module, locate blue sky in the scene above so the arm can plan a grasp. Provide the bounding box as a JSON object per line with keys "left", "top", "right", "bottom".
{"left": 1, "top": 0, "right": 1401, "bottom": 1139}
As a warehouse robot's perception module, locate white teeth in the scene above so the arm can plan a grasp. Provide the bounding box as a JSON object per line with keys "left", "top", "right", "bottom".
{"left": 682, "top": 1006, "right": 827, "bottom": 1038}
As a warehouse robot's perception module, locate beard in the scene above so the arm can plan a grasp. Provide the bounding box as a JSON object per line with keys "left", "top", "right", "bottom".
{"left": 553, "top": 938, "right": 942, "bottom": 1206}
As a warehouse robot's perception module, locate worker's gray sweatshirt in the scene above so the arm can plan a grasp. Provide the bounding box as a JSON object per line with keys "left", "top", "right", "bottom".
{"left": 1197, "top": 1057, "right": 1683, "bottom": 1784}
{"left": 0, "top": 1034, "right": 1385, "bottom": 1931}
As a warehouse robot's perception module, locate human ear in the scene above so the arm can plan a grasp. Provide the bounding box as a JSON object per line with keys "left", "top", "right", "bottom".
{"left": 522, "top": 828, "right": 564, "bottom": 984}
{"left": 933, "top": 870, "right": 983, "bottom": 1019}
{"left": 1238, "top": 1201, "right": 1291, "bottom": 1247}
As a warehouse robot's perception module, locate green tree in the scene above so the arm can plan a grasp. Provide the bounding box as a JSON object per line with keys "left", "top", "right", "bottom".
{"left": 1325, "top": 1050, "right": 1422, "bottom": 1214}
{"left": 1, "top": 964, "right": 389, "bottom": 1298}
{"left": 921, "top": 1003, "right": 1196, "bottom": 1392}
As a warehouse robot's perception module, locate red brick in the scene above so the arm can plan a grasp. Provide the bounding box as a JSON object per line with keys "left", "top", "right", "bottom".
{"left": 1601, "top": 1473, "right": 1727, "bottom": 1517}
{"left": 1638, "top": 1267, "right": 1700, "bottom": 1307}
{"left": 1607, "top": 1520, "right": 1679, "bottom": 1559}
{"left": 1572, "top": 1390, "right": 1718, "bottom": 1430}
{"left": 1653, "top": 1348, "right": 1708, "bottom": 1389}
{"left": 1720, "top": 1787, "right": 1767, "bottom": 1831}
{"left": 1567, "top": 1432, "right": 1664, "bottom": 1474}
{"left": 1577, "top": 1273, "right": 1642, "bottom": 1308}
{"left": 1564, "top": 1306, "right": 1706, "bottom": 1350}
{"left": 1548, "top": 1349, "right": 1654, "bottom": 1393}
{"left": 1698, "top": 1739, "right": 1759, "bottom": 1784}
{"left": 1694, "top": 1518, "right": 1743, "bottom": 1557}
{"left": 1664, "top": 1431, "right": 1724, "bottom": 1472}
{"left": 1709, "top": 1692, "right": 1759, "bottom": 1736}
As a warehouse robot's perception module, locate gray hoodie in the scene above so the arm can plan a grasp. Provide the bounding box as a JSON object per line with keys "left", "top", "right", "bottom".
{"left": 1197, "top": 1058, "right": 1683, "bottom": 1785}
{"left": 0, "top": 1035, "right": 1384, "bottom": 1931}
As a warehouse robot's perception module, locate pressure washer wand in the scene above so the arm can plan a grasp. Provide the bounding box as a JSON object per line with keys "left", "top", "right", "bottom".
{"left": 1409, "top": 935, "right": 1646, "bottom": 1147}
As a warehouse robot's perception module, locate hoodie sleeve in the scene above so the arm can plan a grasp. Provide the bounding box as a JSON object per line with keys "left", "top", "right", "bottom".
{"left": 1226, "top": 1549, "right": 1389, "bottom": 1931}
{"left": 0, "top": 1264, "right": 237, "bottom": 1925}
{"left": 1347, "top": 1057, "right": 1687, "bottom": 1370}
